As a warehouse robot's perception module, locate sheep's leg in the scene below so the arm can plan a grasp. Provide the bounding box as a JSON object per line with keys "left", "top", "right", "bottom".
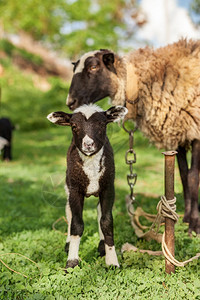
{"left": 188, "top": 140, "right": 200, "bottom": 234}
{"left": 65, "top": 191, "right": 84, "bottom": 269}
{"left": 177, "top": 146, "right": 191, "bottom": 222}
{"left": 99, "top": 187, "right": 119, "bottom": 267}
{"left": 97, "top": 202, "right": 105, "bottom": 257}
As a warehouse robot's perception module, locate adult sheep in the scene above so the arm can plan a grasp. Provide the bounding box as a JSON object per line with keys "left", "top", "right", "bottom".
{"left": 66, "top": 39, "right": 200, "bottom": 234}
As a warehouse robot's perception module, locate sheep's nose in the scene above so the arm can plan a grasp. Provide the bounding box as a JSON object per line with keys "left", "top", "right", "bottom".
{"left": 66, "top": 95, "right": 78, "bottom": 110}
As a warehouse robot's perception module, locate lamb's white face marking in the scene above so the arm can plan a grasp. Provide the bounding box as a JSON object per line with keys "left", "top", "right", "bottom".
{"left": 74, "top": 51, "right": 98, "bottom": 74}
{"left": 75, "top": 104, "right": 106, "bottom": 156}
{"left": 67, "top": 235, "right": 81, "bottom": 261}
{"left": 105, "top": 244, "right": 120, "bottom": 267}
{"left": 78, "top": 147, "right": 105, "bottom": 196}
{"left": 74, "top": 104, "right": 104, "bottom": 120}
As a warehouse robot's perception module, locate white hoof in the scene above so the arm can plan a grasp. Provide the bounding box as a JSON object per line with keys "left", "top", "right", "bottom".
{"left": 105, "top": 245, "right": 120, "bottom": 267}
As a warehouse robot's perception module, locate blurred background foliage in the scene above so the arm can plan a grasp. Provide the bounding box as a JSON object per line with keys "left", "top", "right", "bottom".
{"left": 192, "top": 0, "right": 200, "bottom": 14}
{"left": 0, "top": 0, "right": 140, "bottom": 130}
{"left": 0, "top": 0, "right": 139, "bottom": 57}
{"left": 0, "top": 0, "right": 199, "bottom": 131}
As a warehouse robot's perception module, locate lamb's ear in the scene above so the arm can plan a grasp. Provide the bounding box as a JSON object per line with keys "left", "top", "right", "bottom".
{"left": 47, "top": 111, "right": 72, "bottom": 126}
{"left": 102, "top": 52, "right": 116, "bottom": 74}
{"left": 105, "top": 106, "right": 128, "bottom": 123}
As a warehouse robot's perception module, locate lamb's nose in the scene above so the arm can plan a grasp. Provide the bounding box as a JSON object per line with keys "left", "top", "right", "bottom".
{"left": 82, "top": 135, "right": 95, "bottom": 152}
{"left": 83, "top": 141, "right": 94, "bottom": 149}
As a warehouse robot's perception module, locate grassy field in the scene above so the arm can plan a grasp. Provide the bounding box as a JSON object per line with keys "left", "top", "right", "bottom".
{"left": 0, "top": 54, "right": 199, "bottom": 299}
{"left": 0, "top": 123, "right": 200, "bottom": 299}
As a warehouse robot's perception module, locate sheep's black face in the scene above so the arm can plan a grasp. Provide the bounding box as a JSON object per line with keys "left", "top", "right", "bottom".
{"left": 70, "top": 111, "right": 107, "bottom": 156}
{"left": 67, "top": 50, "right": 117, "bottom": 110}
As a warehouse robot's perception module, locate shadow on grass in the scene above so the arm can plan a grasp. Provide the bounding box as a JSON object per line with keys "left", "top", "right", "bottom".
{"left": 0, "top": 168, "right": 186, "bottom": 241}
{"left": 0, "top": 174, "right": 67, "bottom": 236}
{"left": 12, "top": 128, "right": 70, "bottom": 165}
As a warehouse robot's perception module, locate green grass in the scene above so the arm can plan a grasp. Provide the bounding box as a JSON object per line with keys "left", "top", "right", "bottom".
{"left": 0, "top": 125, "right": 200, "bottom": 299}
{"left": 0, "top": 55, "right": 199, "bottom": 299}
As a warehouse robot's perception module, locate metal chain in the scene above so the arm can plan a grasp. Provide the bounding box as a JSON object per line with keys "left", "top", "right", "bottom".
{"left": 123, "top": 119, "right": 138, "bottom": 207}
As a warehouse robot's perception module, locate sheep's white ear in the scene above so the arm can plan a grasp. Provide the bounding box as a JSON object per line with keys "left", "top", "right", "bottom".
{"left": 47, "top": 111, "right": 72, "bottom": 126}
{"left": 105, "top": 106, "right": 128, "bottom": 123}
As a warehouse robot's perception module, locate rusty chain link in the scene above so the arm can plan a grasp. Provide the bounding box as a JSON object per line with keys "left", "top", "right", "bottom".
{"left": 123, "top": 119, "right": 138, "bottom": 210}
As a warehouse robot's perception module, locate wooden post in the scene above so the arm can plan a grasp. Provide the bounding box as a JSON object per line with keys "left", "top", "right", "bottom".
{"left": 162, "top": 150, "right": 177, "bottom": 274}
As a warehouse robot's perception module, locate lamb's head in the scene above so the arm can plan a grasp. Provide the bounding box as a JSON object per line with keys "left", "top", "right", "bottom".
{"left": 47, "top": 104, "right": 127, "bottom": 156}
{"left": 67, "top": 50, "right": 126, "bottom": 110}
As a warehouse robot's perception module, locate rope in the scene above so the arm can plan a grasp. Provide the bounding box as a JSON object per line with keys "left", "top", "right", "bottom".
{"left": 0, "top": 216, "right": 67, "bottom": 279}
{"left": 0, "top": 253, "right": 42, "bottom": 279}
{"left": 148, "top": 195, "right": 179, "bottom": 236}
{"left": 0, "top": 217, "right": 68, "bottom": 279}
{"left": 52, "top": 216, "right": 68, "bottom": 236}
{"left": 124, "top": 195, "right": 200, "bottom": 267}
{"left": 127, "top": 195, "right": 179, "bottom": 241}
{"left": 122, "top": 243, "right": 163, "bottom": 256}
{"left": 157, "top": 196, "right": 179, "bottom": 222}
{"left": 158, "top": 198, "right": 200, "bottom": 266}
{"left": 162, "top": 232, "right": 200, "bottom": 267}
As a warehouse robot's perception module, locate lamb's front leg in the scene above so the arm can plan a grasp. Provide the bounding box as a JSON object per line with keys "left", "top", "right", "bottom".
{"left": 99, "top": 187, "right": 119, "bottom": 267}
{"left": 65, "top": 190, "right": 84, "bottom": 270}
{"left": 64, "top": 184, "right": 71, "bottom": 253}
{"left": 64, "top": 200, "right": 72, "bottom": 253}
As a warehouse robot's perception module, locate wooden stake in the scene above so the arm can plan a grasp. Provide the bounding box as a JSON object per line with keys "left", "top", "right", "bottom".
{"left": 162, "top": 150, "right": 177, "bottom": 274}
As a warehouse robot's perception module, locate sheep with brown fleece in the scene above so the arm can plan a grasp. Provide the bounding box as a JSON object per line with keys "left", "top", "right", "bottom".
{"left": 66, "top": 39, "right": 200, "bottom": 234}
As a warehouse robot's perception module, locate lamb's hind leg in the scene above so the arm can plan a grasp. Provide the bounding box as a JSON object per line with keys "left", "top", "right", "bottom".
{"left": 188, "top": 140, "right": 200, "bottom": 234}
{"left": 97, "top": 202, "right": 105, "bottom": 257}
{"left": 99, "top": 187, "right": 119, "bottom": 267}
{"left": 177, "top": 146, "right": 191, "bottom": 222}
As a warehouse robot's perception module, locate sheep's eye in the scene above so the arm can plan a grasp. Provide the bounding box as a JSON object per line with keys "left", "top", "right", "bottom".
{"left": 90, "top": 65, "right": 97, "bottom": 71}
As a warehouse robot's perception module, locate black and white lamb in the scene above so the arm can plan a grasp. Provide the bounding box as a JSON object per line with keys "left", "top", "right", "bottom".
{"left": 47, "top": 104, "right": 127, "bottom": 269}
{"left": 66, "top": 39, "right": 200, "bottom": 234}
